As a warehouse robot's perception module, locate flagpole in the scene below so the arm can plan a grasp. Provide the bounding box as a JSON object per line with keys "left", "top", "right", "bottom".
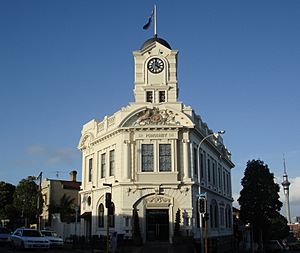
{"left": 154, "top": 4, "right": 157, "bottom": 36}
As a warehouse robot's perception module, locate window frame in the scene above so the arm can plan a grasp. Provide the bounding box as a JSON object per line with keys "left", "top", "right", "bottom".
{"left": 109, "top": 150, "right": 115, "bottom": 177}
{"left": 159, "top": 91, "right": 166, "bottom": 103}
{"left": 159, "top": 144, "right": 172, "bottom": 172}
{"left": 141, "top": 144, "right": 154, "bottom": 172}
{"left": 88, "top": 158, "right": 93, "bottom": 182}
{"left": 146, "top": 91, "right": 153, "bottom": 103}
{"left": 100, "top": 153, "right": 106, "bottom": 178}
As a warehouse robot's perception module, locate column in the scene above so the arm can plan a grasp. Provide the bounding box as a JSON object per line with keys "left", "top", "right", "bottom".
{"left": 183, "top": 140, "right": 190, "bottom": 180}
{"left": 123, "top": 140, "right": 130, "bottom": 181}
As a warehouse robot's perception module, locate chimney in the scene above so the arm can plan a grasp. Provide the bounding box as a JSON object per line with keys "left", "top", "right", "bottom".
{"left": 70, "top": 170, "right": 77, "bottom": 182}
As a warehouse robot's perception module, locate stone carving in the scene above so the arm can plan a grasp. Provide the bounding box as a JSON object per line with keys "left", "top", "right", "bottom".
{"left": 134, "top": 107, "right": 179, "bottom": 126}
{"left": 147, "top": 195, "right": 171, "bottom": 204}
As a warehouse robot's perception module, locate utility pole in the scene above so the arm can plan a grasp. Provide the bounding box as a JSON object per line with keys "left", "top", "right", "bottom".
{"left": 36, "top": 172, "right": 42, "bottom": 230}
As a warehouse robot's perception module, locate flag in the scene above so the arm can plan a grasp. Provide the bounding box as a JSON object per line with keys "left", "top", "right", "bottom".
{"left": 143, "top": 10, "right": 154, "bottom": 30}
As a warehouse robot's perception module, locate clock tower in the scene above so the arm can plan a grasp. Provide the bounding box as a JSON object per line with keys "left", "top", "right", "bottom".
{"left": 78, "top": 26, "right": 234, "bottom": 249}
{"left": 133, "top": 35, "right": 179, "bottom": 104}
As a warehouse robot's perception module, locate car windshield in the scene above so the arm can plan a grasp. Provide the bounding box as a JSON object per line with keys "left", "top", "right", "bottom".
{"left": 0, "top": 228, "right": 10, "bottom": 234}
{"left": 22, "top": 230, "right": 42, "bottom": 237}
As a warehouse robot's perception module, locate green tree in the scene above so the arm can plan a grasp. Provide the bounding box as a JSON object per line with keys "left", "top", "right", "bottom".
{"left": 59, "top": 194, "right": 76, "bottom": 223}
{"left": 268, "top": 213, "right": 290, "bottom": 240}
{"left": 48, "top": 194, "right": 76, "bottom": 223}
{"left": 0, "top": 181, "right": 16, "bottom": 220}
{"left": 238, "top": 160, "right": 282, "bottom": 251}
{"left": 13, "top": 176, "right": 42, "bottom": 227}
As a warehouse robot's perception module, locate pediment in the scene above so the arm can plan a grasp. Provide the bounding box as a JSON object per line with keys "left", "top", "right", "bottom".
{"left": 120, "top": 107, "right": 194, "bottom": 128}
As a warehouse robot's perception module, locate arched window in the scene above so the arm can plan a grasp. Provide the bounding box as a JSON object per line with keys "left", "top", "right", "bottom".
{"left": 210, "top": 199, "right": 219, "bottom": 229}
{"left": 109, "top": 202, "right": 115, "bottom": 227}
{"left": 98, "top": 204, "right": 104, "bottom": 227}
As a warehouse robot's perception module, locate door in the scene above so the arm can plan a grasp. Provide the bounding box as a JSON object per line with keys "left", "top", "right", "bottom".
{"left": 146, "top": 209, "right": 169, "bottom": 241}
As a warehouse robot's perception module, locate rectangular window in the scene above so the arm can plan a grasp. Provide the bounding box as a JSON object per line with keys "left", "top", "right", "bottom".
{"left": 207, "top": 158, "right": 211, "bottom": 183}
{"left": 142, "top": 144, "right": 154, "bottom": 172}
{"left": 146, "top": 91, "right": 153, "bottom": 102}
{"left": 88, "top": 158, "right": 93, "bottom": 182}
{"left": 159, "top": 144, "right": 171, "bottom": 171}
{"left": 212, "top": 161, "right": 216, "bottom": 186}
{"left": 109, "top": 150, "right": 115, "bottom": 176}
{"left": 220, "top": 207, "right": 225, "bottom": 226}
{"left": 223, "top": 170, "right": 226, "bottom": 192}
{"left": 200, "top": 153, "right": 204, "bottom": 179}
{"left": 101, "top": 153, "right": 106, "bottom": 178}
{"left": 159, "top": 91, "right": 165, "bottom": 102}
{"left": 227, "top": 173, "right": 231, "bottom": 194}
{"left": 218, "top": 165, "right": 222, "bottom": 188}
{"left": 193, "top": 148, "right": 197, "bottom": 176}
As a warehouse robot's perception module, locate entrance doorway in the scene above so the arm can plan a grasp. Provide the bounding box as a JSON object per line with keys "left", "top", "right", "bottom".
{"left": 146, "top": 209, "right": 169, "bottom": 241}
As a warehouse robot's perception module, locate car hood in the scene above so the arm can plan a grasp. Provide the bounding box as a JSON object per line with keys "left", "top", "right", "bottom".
{"left": 13, "top": 235, "right": 49, "bottom": 241}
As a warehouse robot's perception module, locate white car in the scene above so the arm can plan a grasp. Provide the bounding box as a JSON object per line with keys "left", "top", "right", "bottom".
{"left": 10, "top": 228, "right": 50, "bottom": 250}
{"left": 40, "top": 230, "right": 63, "bottom": 248}
{"left": 0, "top": 227, "right": 11, "bottom": 245}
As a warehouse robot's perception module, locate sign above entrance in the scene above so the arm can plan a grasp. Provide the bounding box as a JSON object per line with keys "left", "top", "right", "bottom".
{"left": 135, "top": 131, "right": 178, "bottom": 140}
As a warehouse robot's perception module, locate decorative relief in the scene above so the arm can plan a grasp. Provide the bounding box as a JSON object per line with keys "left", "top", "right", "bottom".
{"left": 134, "top": 107, "right": 180, "bottom": 126}
{"left": 78, "top": 133, "right": 94, "bottom": 150}
{"left": 107, "top": 116, "right": 115, "bottom": 127}
{"left": 147, "top": 195, "right": 171, "bottom": 205}
{"left": 98, "top": 122, "right": 104, "bottom": 132}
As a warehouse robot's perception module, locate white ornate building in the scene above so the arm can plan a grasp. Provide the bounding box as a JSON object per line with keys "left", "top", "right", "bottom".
{"left": 78, "top": 35, "right": 234, "bottom": 247}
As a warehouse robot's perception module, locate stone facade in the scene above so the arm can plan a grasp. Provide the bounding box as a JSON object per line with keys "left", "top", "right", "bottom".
{"left": 78, "top": 36, "right": 234, "bottom": 244}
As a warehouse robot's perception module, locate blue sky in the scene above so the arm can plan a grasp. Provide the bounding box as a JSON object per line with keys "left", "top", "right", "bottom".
{"left": 0, "top": 1, "right": 299, "bottom": 218}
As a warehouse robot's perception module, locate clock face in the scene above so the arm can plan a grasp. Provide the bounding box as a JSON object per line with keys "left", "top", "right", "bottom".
{"left": 147, "top": 58, "right": 164, "bottom": 73}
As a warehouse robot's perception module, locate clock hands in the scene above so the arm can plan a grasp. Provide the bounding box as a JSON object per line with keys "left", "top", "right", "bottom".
{"left": 147, "top": 58, "right": 164, "bottom": 73}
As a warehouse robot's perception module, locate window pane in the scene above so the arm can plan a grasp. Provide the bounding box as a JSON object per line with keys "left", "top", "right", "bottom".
{"left": 88, "top": 158, "right": 93, "bottom": 182}
{"left": 142, "top": 144, "right": 153, "bottom": 172}
{"left": 109, "top": 150, "right": 115, "bottom": 176}
{"left": 146, "top": 91, "right": 153, "bottom": 102}
{"left": 159, "top": 91, "right": 165, "bottom": 102}
{"left": 207, "top": 159, "right": 211, "bottom": 182}
{"left": 101, "top": 154, "right": 106, "bottom": 178}
{"left": 193, "top": 148, "right": 197, "bottom": 176}
{"left": 159, "top": 144, "right": 171, "bottom": 171}
{"left": 200, "top": 153, "right": 204, "bottom": 179}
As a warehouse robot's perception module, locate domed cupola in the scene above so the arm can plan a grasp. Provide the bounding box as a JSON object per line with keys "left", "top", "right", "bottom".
{"left": 141, "top": 35, "right": 172, "bottom": 50}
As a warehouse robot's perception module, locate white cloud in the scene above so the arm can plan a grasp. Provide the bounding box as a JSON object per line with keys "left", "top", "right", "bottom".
{"left": 26, "top": 144, "right": 47, "bottom": 155}
{"left": 232, "top": 192, "right": 240, "bottom": 209}
{"left": 25, "top": 144, "right": 78, "bottom": 165}
{"left": 289, "top": 177, "right": 300, "bottom": 203}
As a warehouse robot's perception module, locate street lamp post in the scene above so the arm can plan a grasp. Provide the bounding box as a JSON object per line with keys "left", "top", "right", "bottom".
{"left": 196, "top": 130, "right": 225, "bottom": 253}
